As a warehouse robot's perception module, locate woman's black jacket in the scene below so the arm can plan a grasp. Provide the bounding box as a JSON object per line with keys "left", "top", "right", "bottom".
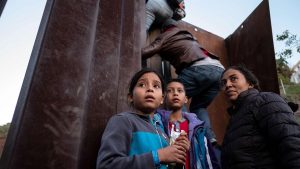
{"left": 221, "top": 88, "right": 300, "bottom": 169}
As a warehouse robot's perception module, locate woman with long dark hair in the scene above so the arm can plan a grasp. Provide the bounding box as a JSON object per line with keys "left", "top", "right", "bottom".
{"left": 220, "top": 65, "right": 300, "bottom": 169}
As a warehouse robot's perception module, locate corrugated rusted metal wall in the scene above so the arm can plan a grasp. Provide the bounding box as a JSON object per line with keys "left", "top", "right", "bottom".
{"left": 225, "top": 0, "right": 278, "bottom": 93}
{"left": 1, "top": 0, "right": 144, "bottom": 169}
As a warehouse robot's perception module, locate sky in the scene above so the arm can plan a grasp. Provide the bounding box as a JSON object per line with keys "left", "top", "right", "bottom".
{"left": 0, "top": 0, "right": 299, "bottom": 125}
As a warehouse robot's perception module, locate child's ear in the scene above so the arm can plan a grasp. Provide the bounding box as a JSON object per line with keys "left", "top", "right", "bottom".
{"left": 161, "top": 95, "right": 164, "bottom": 104}
{"left": 184, "top": 96, "right": 188, "bottom": 103}
{"left": 128, "top": 94, "right": 133, "bottom": 103}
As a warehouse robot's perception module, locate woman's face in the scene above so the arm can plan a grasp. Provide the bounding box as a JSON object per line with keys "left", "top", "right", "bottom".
{"left": 221, "top": 69, "right": 253, "bottom": 102}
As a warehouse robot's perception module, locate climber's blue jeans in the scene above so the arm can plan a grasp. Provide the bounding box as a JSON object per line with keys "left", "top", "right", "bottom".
{"left": 178, "top": 65, "right": 224, "bottom": 142}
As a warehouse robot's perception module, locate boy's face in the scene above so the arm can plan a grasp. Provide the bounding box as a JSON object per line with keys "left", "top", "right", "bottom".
{"left": 166, "top": 82, "right": 187, "bottom": 110}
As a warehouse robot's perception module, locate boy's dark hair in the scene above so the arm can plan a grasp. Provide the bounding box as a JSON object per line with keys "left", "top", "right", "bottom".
{"left": 221, "top": 64, "right": 261, "bottom": 91}
{"left": 167, "top": 78, "right": 186, "bottom": 91}
{"left": 128, "top": 68, "right": 166, "bottom": 96}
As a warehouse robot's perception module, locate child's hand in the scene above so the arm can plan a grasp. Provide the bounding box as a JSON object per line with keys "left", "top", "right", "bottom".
{"left": 157, "top": 144, "right": 186, "bottom": 165}
{"left": 174, "top": 132, "right": 190, "bottom": 152}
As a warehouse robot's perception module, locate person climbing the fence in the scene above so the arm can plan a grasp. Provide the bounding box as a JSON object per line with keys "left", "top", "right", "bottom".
{"left": 142, "top": 18, "right": 224, "bottom": 145}
{"left": 145, "top": 0, "right": 185, "bottom": 32}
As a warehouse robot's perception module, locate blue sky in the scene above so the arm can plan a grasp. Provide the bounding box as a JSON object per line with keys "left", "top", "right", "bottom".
{"left": 0, "top": 0, "right": 299, "bottom": 125}
{"left": 0, "top": 0, "right": 47, "bottom": 125}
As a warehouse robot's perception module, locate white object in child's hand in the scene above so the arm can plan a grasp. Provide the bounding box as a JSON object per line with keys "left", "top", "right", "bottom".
{"left": 170, "top": 124, "right": 181, "bottom": 145}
